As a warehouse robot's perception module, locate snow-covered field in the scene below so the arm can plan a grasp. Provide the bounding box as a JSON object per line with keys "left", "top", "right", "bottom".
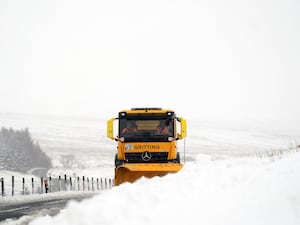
{"left": 0, "top": 113, "right": 300, "bottom": 225}
{"left": 0, "top": 113, "right": 114, "bottom": 178}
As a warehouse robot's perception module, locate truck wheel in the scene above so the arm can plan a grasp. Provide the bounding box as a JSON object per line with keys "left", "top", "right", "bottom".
{"left": 174, "top": 152, "right": 181, "bottom": 163}
{"left": 115, "top": 154, "right": 123, "bottom": 168}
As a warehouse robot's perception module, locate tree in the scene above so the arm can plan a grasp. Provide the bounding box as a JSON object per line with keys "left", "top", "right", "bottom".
{"left": 0, "top": 127, "right": 52, "bottom": 176}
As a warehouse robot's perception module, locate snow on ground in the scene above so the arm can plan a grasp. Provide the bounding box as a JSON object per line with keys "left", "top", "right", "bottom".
{"left": 1, "top": 113, "right": 300, "bottom": 225}
{"left": 15, "top": 149, "right": 298, "bottom": 225}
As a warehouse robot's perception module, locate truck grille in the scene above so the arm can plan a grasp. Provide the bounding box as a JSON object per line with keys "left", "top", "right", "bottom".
{"left": 125, "top": 152, "right": 168, "bottom": 163}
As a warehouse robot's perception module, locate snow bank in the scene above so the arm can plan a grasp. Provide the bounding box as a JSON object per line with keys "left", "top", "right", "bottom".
{"left": 28, "top": 151, "right": 300, "bottom": 225}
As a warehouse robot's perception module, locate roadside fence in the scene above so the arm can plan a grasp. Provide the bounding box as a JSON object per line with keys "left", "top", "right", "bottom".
{"left": 0, "top": 175, "right": 113, "bottom": 197}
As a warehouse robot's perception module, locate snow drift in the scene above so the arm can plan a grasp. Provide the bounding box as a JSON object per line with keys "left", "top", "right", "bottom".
{"left": 27, "top": 150, "right": 300, "bottom": 225}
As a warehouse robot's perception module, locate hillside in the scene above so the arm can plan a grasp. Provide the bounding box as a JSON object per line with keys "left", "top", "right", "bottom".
{"left": 0, "top": 127, "right": 52, "bottom": 177}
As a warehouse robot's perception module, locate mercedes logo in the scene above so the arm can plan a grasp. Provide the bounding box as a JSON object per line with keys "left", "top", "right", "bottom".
{"left": 141, "top": 151, "right": 152, "bottom": 161}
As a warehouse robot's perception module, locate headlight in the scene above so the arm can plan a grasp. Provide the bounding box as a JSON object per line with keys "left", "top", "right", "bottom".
{"left": 168, "top": 137, "right": 174, "bottom": 141}
{"left": 119, "top": 137, "right": 125, "bottom": 142}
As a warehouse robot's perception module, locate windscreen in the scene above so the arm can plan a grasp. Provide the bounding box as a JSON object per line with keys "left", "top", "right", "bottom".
{"left": 119, "top": 117, "right": 174, "bottom": 142}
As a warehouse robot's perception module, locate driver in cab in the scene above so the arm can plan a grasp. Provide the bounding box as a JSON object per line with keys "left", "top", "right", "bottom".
{"left": 155, "top": 120, "right": 171, "bottom": 135}
{"left": 122, "top": 121, "right": 138, "bottom": 134}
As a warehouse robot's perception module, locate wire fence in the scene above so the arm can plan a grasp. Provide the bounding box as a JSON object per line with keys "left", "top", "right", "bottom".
{"left": 1, "top": 175, "right": 113, "bottom": 197}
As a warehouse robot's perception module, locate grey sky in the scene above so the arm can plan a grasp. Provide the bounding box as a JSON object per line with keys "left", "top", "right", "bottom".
{"left": 1, "top": 0, "right": 299, "bottom": 122}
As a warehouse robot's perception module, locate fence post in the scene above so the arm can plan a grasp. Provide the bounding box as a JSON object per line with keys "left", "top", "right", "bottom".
{"left": 109, "top": 178, "right": 112, "bottom": 189}
{"left": 12, "top": 176, "right": 14, "bottom": 196}
{"left": 83, "top": 176, "right": 86, "bottom": 191}
{"left": 77, "top": 177, "right": 80, "bottom": 191}
{"left": 100, "top": 178, "right": 103, "bottom": 190}
{"left": 58, "top": 176, "right": 61, "bottom": 192}
{"left": 87, "top": 178, "right": 90, "bottom": 191}
{"left": 64, "top": 174, "right": 67, "bottom": 191}
{"left": 49, "top": 177, "right": 52, "bottom": 193}
{"left": 97, "top": 178, "right": 99, "bottom": 191}
{"left": 92, "top": 177, "right": 94, "bottom": 191}
{"left": 32, "top": 178, "right": 34, "bottom": 194}
{"left": 69, "top": 177, "right": 72, "bottom": 191}
{"left": 105, "top": 178, "right": 107, "bottom": 189}
{"left": 1, "top": 178, "right": 4, "bottom": 197}
{"left": 40, "top": 177, "right": 43, "bottom": 194}
{"left": 22, "top": 177, "right": 25, "bottom": 195}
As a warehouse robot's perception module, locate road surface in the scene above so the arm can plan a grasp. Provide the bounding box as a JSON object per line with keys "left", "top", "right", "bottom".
{"left": 0, "top": 194, "right": 96, "bottom": 222}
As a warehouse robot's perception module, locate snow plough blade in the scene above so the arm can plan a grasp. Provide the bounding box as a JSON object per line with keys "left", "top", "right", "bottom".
{"left": 114, "top": 163, "right": 183, "bottom": 186}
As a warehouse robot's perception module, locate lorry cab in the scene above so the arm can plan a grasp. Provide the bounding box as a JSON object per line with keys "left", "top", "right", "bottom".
{"left": 107, "top": 108, "right": 187, "bottom": 185}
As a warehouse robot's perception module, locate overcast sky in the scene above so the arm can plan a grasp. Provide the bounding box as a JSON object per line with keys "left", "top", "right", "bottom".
{"left": 0, "top": 0, "right": 299, "bottom": 122}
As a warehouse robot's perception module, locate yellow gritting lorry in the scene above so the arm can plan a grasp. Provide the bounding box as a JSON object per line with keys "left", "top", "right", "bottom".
{"left": 107, "top": 108, "right": 187, "bottom": 185}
